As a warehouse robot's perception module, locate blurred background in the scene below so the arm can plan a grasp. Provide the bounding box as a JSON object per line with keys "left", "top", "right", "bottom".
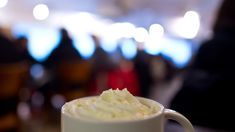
{"left": 1, "top": 0, "right": 233, "bottom": 132}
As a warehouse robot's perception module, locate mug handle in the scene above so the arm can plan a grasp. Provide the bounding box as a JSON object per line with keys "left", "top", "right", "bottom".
{"left": 164, "top": 109, "right": 194, "bottom": 132}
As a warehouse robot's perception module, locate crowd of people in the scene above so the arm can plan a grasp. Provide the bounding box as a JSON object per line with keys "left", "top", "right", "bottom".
{"left": 0, "top": 25, "right": 178, "bottom": 131}
{"left": 37, "top": 28, "right": 178, "bottom": 99}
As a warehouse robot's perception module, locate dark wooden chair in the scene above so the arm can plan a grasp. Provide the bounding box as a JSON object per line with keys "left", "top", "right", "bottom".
{"left": 0, "top": 62, "right": 28, "bottom": 131}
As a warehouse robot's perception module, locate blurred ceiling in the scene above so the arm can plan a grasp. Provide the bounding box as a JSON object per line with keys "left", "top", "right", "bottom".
{"left": 0, "top": 0, "right": 222, "bottom": 38}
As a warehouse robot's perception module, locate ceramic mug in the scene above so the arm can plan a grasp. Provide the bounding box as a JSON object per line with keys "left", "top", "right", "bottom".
{"left": 61, "top": 97, "right": 194, "bottom": 132}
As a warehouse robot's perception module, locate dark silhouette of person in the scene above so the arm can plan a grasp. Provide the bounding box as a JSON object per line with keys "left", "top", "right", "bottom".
{"left": 133, "top": 42, "right": 153, "bottom": 97}
{"left": 90, "top": 34, "right": 114, "bottom": 72}
{"left": 14, "top": 36, "right": 36, "bottom": 64}
{"left": 0, "top": 28, "right": 21, "bottom": 64}
{"left": 44, "top": 28, "right": 82, "bottom": 68}
{"left": 40, "top": 28, "right": 83, "bottom": 97}
{"left": 88, "top": 34, "right": 115, "bottom": 95}
{"left": 170, "top": 0, "right": 235, "bottom": 131}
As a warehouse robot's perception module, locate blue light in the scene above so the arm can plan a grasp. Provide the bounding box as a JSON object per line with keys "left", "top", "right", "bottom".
{"left": 73, "top": 34, "right": 95, "bottom": 59}
{"left": 144, "top": 40, "right": 162, "bottom": 55}
{"left": 12, "top": 24, "right": 59, "bottom": 62}
{"left": 161, "top": 38, "right": 192, "bottom": 68}
{"left": 28, "top": 28, "right": 59, "bottom": 62}
{"left": 100, "top": 39, "right": 118, "bottom": 53}
{"left": 30, "top": 63, "right": 44, "bottom": 79}
{"left": 120, "top": 39, "right": 137, "bottom": 59}
{"left": 12, "top": 24, "right": 29, "bottom": 38}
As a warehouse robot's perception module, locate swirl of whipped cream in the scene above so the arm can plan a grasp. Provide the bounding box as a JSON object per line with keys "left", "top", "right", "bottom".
{"left": 64, "top": 89, "right": 158, "bottom": 121}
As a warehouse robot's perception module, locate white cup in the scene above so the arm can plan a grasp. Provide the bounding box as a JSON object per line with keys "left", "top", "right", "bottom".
{"left": 61, "top": 96, "right": 194, "bottom": 132}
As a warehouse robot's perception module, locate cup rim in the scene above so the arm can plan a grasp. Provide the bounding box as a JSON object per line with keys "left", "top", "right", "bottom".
{"left": 61, "top": 96, "right": 164, "bottom": 124}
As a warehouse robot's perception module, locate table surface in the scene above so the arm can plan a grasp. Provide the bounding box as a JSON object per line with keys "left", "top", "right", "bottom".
{"left": 165, "top": 123, "right": 230, "bottom": 132}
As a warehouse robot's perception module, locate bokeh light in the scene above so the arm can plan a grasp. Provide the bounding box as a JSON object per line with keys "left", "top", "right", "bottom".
{"left": 73, "top": 34, "right": 95, "bottom": 59}
{"left": 120, "top": 39, "right": 137, "bottom": 59}
{"left": 133, "top": 27, "right": 149, "bottom": 43}
{"left": 149, "top": 24, "right": 164, "bottom": 39}
{"left": 0, "top": 0, "right": 8, "bottom": 8}
{"left": 171, "top": 10, "right": 200, "bottom": 39}
{"left": 33, "top": 4, "right": 50, "bottom": 20}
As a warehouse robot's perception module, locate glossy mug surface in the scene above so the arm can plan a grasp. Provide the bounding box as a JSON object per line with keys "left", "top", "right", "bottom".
{"left": 61, "top": 96, "right": 194, "bottom": 132}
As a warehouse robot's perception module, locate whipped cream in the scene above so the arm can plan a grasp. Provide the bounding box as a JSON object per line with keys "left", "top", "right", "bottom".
{"left": 63, "top": 89, "right": 159, "bottom": 121}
